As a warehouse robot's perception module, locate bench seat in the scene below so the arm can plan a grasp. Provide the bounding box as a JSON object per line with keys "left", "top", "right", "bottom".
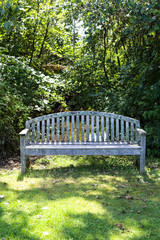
{"left": 25, "top": 143, "right": 141, "bottom": 156}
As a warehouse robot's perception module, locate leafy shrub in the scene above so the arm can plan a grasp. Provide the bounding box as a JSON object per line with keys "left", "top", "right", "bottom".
{"left": 0, "top": 54, "right": 66, "bottom": 158}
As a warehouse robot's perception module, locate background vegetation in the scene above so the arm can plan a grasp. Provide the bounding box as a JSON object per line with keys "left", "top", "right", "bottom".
{"left": 0, "top": 0, "right": 160, "bottom": 158}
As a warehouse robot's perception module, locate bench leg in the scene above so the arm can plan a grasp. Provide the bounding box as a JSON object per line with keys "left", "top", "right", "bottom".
{"left": 140, "top": 135, "right": 146, "bottom": 174}
{"left": 140, "top": 153, "right": 145, "bottom": 174}
{"left": 20, "top": 152, "right": 26, "bottom": 174}
{"left": 20, "top": 135, "right": 26, "bottom": 174}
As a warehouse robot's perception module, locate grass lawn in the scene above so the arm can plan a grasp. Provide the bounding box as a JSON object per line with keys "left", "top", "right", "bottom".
{"left": 0, "top": 155, "right": 160, "bottom": 240}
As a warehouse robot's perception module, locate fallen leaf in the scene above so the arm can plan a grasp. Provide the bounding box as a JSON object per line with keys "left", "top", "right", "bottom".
{"left": 125, "top": 195, "right": 133, "bottom": 200}
{"left": 116, "top": 223, "right": 124, "bottom": 231}
{"left": 150, "top": 192, "right": 154, "bottom": 195}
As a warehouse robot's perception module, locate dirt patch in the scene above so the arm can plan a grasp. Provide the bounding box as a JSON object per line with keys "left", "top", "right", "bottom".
{"left": 0, "top": 156, "right": 39, "bottom": 170}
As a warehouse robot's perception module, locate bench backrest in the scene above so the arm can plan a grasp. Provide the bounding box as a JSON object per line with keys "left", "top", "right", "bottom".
{"left": 26, "top": 111, "right": 140, "bottom": 144}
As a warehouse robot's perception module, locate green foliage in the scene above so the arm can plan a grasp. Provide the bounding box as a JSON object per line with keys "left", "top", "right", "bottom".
{"left": 0, "top": 54, "right": 66, "bottom": 158}
{"left": 0, "top": 0, "right": 160, "bottom": 157}
{"left": 61, "top": 0, "right": 160, "bottom": 157}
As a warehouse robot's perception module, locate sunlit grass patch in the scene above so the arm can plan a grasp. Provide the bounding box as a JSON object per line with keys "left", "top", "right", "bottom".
{"left": 0, "top": 156, "right": 160, "bottom": 239}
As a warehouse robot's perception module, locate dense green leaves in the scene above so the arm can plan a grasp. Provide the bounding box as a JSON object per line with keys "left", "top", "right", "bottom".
{"left": 0, "top": 54, "right": 66, "bottom": 158}
{"left": 0, "top": 0, "right": 159, "bottom": 157}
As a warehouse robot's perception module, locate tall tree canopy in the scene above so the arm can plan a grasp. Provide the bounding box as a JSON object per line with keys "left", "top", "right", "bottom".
{"left": 0, "top": 0, "right": 160, "bottom": 157}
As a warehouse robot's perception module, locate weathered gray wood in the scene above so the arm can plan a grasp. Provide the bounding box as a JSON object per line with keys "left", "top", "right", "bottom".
{"left": 52, "top": 118, "right": 55, "bottom": 142}
{"left": 136, "top": 128, "right": 146, "bottom": 136}
{"left": 116, "top": 119, "right": 119, "bottom": 141}
{"left": 20, "top": 135, "right": 26, "bottom": 174}
{"left": 47, "top": 119, "right": 50, "bottom": 142}
{"left": 91, "top": 116, "right": 94, "bottom": 142}
{"left": 101, "top": 116, "right": 104, "bottom": 142}
{"left": 76, "top": 115, "right": 79, "bottom": 142}
{"left": 86, "top": 115, "right": 89, "bottom": 142}
{"left": 71, "top": 115, "right": 75, "bottom": 143}
{"left": 111, "top": 118, "right": 114, "bottom": 142}
{"left": 106, "top": 117, "right": 109, "bottom": 141}
{"left": 96, "top": 116, "right": 99, "bottom": 142}
{"left": 26, "top": 143, "right": 141, "bottom": 156}
{"left": 37, "top": 122, "right": 40, "bottom": 143}
{"left": 121, "top": 120, "right": 124, "bottom": 142}
{"left": 126, "top": 121, "right": 129, "bottom": 142}
{"left": 21, "top": 111, "right": 146, "bottom": 174}
{"left": 26, "top": 111, "right": 140, "bottom": 126}
{"left": 81, "top": 115, "right": 84, "bottom": 142}
{"left": 66, "top": 116, "right": 70, "bottom": 142}
{"left": 57, "top": 117, "right": 60, "bottom": 142}
{"left": 42, "top": 120, "right": 45, "bottom": 142}
{"left": 61, "top": 117, "right": 65, "bottom": 142}
{"left": 131, "top": 123, "right": 134, "bottom": 142}
{"left": 140, "top": 134, "right": 146, "bottom": 173}
{"left": 32, "top": 123, "right": 35, "bottom": 143}
{"left": 19, "top": 129, "right": 29, "bottom": 136}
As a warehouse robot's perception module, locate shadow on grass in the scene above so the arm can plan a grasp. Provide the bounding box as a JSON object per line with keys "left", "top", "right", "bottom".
{"left": 17, "top": 155, "right": 157, "bottom": 186}
{"left": 0, "top": 187, "right": 40, "bottom": 240}
{"left": 2, "top": 156, "right": 159, "bottom": 240}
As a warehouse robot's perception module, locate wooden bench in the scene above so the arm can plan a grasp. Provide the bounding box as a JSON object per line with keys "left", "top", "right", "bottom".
{"left": 19, "top": 111, "right": 146, "bottom": 174}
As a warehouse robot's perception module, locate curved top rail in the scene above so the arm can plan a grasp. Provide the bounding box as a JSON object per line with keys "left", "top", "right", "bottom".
{"left": 26, "top": 111, "right": 140, "bottom": 127}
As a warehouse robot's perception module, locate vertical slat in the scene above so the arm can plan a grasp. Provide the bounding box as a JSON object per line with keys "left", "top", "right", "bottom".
{"left": 131, "top": 123, "right": 134, "bottom": 142}
{"left": 57, "top": 117, "right": 60, "bottom": 142}
{"left": 26, "top": 125, "right": 30, "bottom": 144}
{"left": 86, "top": 115, "right": 89, "bottom": 142}
{"left": 96, "top": 116, "right": 99, "bottom": 142}
{"left": 91, "top": 116, "right": 94, "bottom": 142}
{"left": 76, "top": 115, "right": 79, "bottom": 142}
{"left": 32, "top": 123, "right": 35, "bottom": 143}
{"left": 101, "top": 116, "right": 104, "bottom": 142}
{"left": 47, "top": 119, "right": 50, "bottom": 142}
{"left": 52, "top": 118, "right": 55, "bottom": 142}
{"left": 116, "top": 119, "right": 119, "bottom": 141}
{"left": 136, "top": 122, "right": 140, "bottom": 143}
{"left": 61, "top": 117, "right": 65, "bottom": 142}
{"left": 71, "top": 115, "right": 74, "bottom": 142}
{"left": 126, "top": 121, "right": 129, "bottom": 142}
{"left": 42, "top": 120, "right": 45, "bottom": 142}
{"left": 111, "top": 118, "right": 114, "bottom": 142}
{"left": 66, "top": 116, "right": 70, "bottom": 142}
{"left": 37, "top": 122, "right": 40, "bottom": 143}
{"left": 81, "top": 115, "right": 84, "bottom": 142}
{"left": 121, "top": 120, "right": 124, "bottom": 142}
{"left": 106, "top": 117, "right": 109, "bottom": 141}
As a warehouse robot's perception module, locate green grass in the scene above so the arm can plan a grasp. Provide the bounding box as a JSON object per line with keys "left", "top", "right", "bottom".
{"left": 0, "top": 156, "right": 160, "bottom": 240}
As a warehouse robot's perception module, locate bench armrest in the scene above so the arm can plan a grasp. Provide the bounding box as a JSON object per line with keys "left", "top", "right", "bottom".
{"left": 136, "top": 128, "right": 146, "bottom": 136}
{"left": 19, "top": 128, "right": 29, "bottom": 136}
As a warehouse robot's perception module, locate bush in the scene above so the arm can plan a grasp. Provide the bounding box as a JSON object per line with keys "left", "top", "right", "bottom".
{"left": 0, "top": 54, "right": 66, "bottom": 158}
